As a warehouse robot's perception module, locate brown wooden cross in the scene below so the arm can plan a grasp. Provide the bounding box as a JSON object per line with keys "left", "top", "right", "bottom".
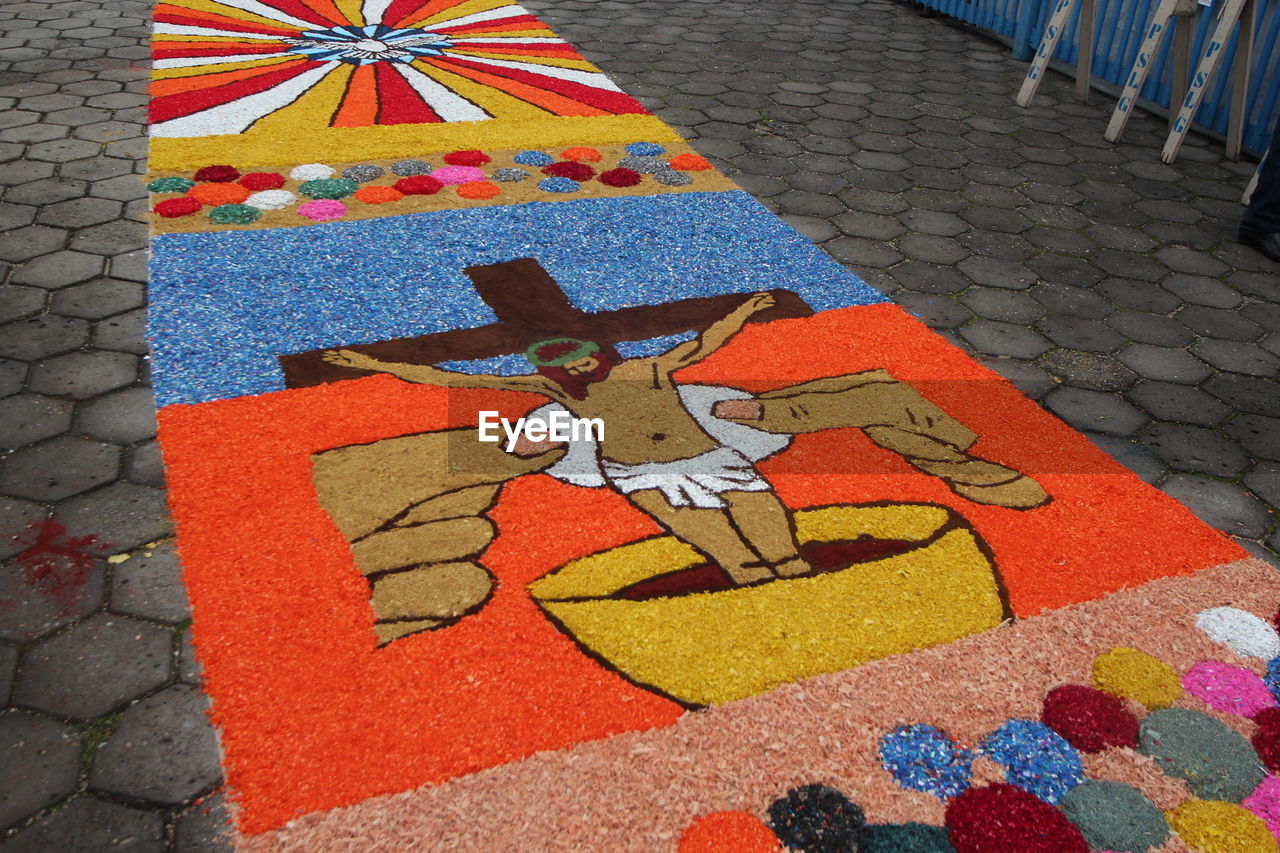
{"left": 279, "top": 258, "right": 814, "bottom": 387}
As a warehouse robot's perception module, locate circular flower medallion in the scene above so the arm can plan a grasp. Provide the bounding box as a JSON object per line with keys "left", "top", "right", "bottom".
{"left": 284, "top": 24, "right": 453, "bottom": 64}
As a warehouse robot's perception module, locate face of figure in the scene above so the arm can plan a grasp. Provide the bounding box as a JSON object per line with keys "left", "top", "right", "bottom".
{"left": 563, "top": 355, "right": 600, "bottom": 376}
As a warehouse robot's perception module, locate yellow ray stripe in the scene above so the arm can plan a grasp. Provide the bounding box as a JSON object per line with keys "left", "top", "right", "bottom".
{"left": 160, "top": 0, "right": 306, "bottom": 33}
{"left": 447, "top": 50, "right": 595, "bottom": 71}
{"left": 152, "top": 54, "right": 297, "bottom": 81}
{"left": 448, "top": 28, "right": 559, "bottom": 38}
{"left": 329, "top": 0, "right": 367, "bottom": 26}
{"left": 408, "top": 59, "right": 549, "bottom": 119}
{"left": 247, "top": 62, "right": 354, "bottom": 135}
{"left": 411, "top": 0, "right": 521, "bottom": 29}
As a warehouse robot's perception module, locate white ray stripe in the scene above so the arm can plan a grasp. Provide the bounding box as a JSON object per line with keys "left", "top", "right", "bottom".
{"left": 154, "top": 23, "right": 293, "bottom": 39}
{"left": 448, "top": 37, "right": 566, "bottom": 43}
{"left": 394, "top": 63, "right": 489, "bottom": 122}
{"left": 204, "top": 0, "right": 319, "bottom": 30}
{"left": 361, "top": 0, "right": 395, "bottom": 26}
{"left": 154, "top": 52, "right": 290, "bottom": 68}
{"left": 429, "top": 4, "right": 531, "bottom": 30}
{"left": 452, "top": 54, "right": 621, "bottom": 91}
{"left": 150, "top": 62, "right": 335, "bottom": 137}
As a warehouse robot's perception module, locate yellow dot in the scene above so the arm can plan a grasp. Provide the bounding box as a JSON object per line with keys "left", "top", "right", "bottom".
{"left": 1166, "top": 799, "right": 1278, "bottom": 853}
{"left": 1092, "top": 647, "right": 1182, "bottom": 709}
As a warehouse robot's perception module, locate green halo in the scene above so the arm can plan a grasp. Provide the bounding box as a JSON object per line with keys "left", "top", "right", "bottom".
{"left": 526, "top": 338, "right": 599, "bottom": 367}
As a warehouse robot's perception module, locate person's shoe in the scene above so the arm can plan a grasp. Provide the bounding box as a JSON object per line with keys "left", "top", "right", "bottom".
{"left": 1239, "top": 229, "right": 1280, "bottom": 262}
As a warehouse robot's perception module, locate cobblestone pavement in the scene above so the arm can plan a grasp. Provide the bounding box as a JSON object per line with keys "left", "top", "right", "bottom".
{"left": 0, "top": 0, "right": 1277, "bottom": 847}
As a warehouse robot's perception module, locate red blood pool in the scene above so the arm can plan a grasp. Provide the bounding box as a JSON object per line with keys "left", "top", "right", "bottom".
{"left": 154, "top": 197, "right": 203, "bottom": 217}
{"left": 239, "top": 172, "right": 285, "bottom": 190}
{"left": 617, "top": 537, "right": 916, "bottom": 601}
{"left": 1253, "top": 727, "right": 1280, "bottom": 772}
{"left": 599, "top": 167, "right": 643, "bottom": 187}
{"left": 1042, "top": 684, "right": 1140, "bottom": 752}
{"left": 394, "top": 175, "right": 443, "bottom": 195}
{"left": 443, "top": 149, "right": 491, "bottom": 166}
{"left": 946, "top": 784, "right": 1088, "bottom": 853}
{"left": 194, "top": 164, "right": 240, "bottom": 182}
{"left": 542, "top": 161, "right": 595, "bottom": 181}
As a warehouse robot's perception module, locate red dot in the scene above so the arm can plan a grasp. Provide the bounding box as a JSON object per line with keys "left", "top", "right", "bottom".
{"left": 443, "top": 149, "right": 491, "bottom": 166}
{"left": 239, "top": 172, "right": 285, "bottom": 191}
{"left": 678, "top": 811, "right": 780, "bottom": 853}
{"left": 599, "top": 167, "right": 642, "bottom": 187}
{"left": 154, "top": 197, "right": 203, "bottom": 218}
{"left": 946, "top": 784, "right": 1088, "bottom": 853}
{"left": 542, "top": 161, "right": 596, "bottom": 181}
{"left": 1253, "top": 727, "right": 1280, "bottom": 772}
{"left": 1255, "top": 707, "right": 1280, "bottom": 731}
{"left": 394, "top": 176, "right": 443, "bottom": 195}
{"left": 1042, "top": 684, "right": 1140, "bottom": 752}
{"left": 194, "top": 165, "right": 240, "bottom": 183}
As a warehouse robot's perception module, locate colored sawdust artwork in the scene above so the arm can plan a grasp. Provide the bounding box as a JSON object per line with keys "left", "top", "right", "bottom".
{"left": 147, "top": 1, "right": 1277, "bottom": 850}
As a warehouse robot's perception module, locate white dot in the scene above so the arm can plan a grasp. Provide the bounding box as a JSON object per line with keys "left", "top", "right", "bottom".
{"left": 246, "top": 190, "right": 296, "bottom": 211}
{"left": 1196, "top": 606, "right": 1280, "bottom": 660}
{"left": 290, "top": 163, "right": 334, "bottom": 181}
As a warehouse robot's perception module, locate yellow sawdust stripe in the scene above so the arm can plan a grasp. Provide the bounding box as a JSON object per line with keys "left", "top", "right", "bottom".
{"left": 247, "top": 62, "right": 353, "bottom": 136}
{"left": 411, "top": 0, "right": 515, "bottom": 29}
{"left": 160, "top": 0, "right": 301, "bottom": 33}
{"left": 411, "top": 61, "right": 553, "bottom": 120}
{"left": 151, "top": 54, "right": 297, "bottom": 81}
{"left": 446, "top": 51, "right": 598, "bottom": 71}
{"left": 149, "top": 113, "right": 681, "bottom": 170}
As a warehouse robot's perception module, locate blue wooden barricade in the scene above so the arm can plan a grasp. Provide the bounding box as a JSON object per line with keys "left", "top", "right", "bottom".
{"left": 917, "top": 0, "right": 1279, "bottom": 154}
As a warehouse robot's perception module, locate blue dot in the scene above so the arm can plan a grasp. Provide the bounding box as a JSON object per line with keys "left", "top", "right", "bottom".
{"left": 538, "top": 177, "right": 580, "bottom": 193}
{"left": 626, "top": 141, "right": 666, "bottom": 156}
{"left": 514, "top": 150, "right": 554, "bottom": 166}
{"left": 879, "top": 723, "right": 974, "bottom": 800}
{"left": 1265, "top": 657, "right": 1280, "bottom": 702}
{"left": 980, "top": 719, "right": 1084, "bottom": 805}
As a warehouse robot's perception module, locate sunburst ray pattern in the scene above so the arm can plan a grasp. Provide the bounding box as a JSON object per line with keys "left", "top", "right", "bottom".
{"left": 150, "top": 0, "right": 650, "bottom": 137}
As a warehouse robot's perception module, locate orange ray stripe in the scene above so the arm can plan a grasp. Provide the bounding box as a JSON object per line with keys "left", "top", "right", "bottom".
{"left": 429, "top": 20, "right": 544, "bottom": 34}
{"left": 421, "top": 58, "right": 606, "bottom": 117}
{"left": 396, "top": 0, "right": 464, "bottom": 27}
{"left": 150, "top": 58, "right": 303, "bottom": 97}
{"left": 307, "top": 0, "right": 354, "bottom": 27}
{"left": 331, "top": 63, "right": 379, "bottom": 127}
{"left": 153, "top": 40, "right": 284, "bottom": 52}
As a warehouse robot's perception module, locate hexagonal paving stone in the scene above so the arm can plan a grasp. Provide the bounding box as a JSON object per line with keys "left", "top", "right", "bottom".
{"left": 1161, "top": 275, "right": 1242, "bottom": 308}
{"left": 1175, "top": 305, "right": 1263, "bottom": 342}
{"left": 959, "top": 320, "right": 1052, "bottom": 359}
{"left": 0, "top": 393, "right": 74, "bottom": 450}
{"left": 1039, "top": 350, "right": 1138, "bottom": 392}
{"left": 1225, "top": 414, "right": 1280, "bottom": 462}
{"left": 0, "top": 435, "right": 121, "bottom": 502}
{"left": 0, "top": 284, "right": 46, "bottom": 323}
{"left": 177, "top": 628, "right": 201, "bottom": 686}
{"left": 110, "top": 541, "right": 188, "bottom": 624}
{"left": 1160, "top": 475, "right": 1273, "bottom": 539}
{"left": 68, "top": 221, "right": 145, "bottom": 256}
{"left": 957, "top": 256, "right": 1037, "bottom": 289}
{"left": 1125, "top": 381, "right": 1230, "bottom": 427}
{"left": 1106, "top": 312, "right": 1195, "bottom": 347}
{"left": 8, "top": 250, "right": 104, "bottom": 290}
{"left": 1084, "top": 433, "right": 1167, "bottom": 484}
{"left": 0, "top": 795, "right": 166, "bottom": 852}
{"left": 1245, "top": 461, "right": 1280, "bottom": 507}
{"left": 1204, "top": 374, "right": 1280, "bottom": 418}
{"left": 1099, "top": 277, "right": 1180, "bottom": 314}
{"left": 12, "top": 612, "right": 171, "bottom": 720}
{"left": 28, "top": 350, "right": 138, "bottom": 398}
{"left": 1190, "top": 339, "right": 1279, "bottom": 378}
{"left": 1044, "top": 386, "right": 1147, "bottom": 436}
{"left": 1116, "top": 344, "right": 1213, "bottom": 385}
{"left": 50, "top": 479, "right": 170, "bottom": 553}
{"left": 90, "top": 685, "right": 221, "bottom": 805}
{"left": 35, "top": 197, "right": 122, "bottom": 229}
{"left": 960, "top": 287, "right": 1044, "bottom": 324}
{"left": 1137, "top": 423, "right": 1250, "bottom": 477}
{"left": 973, "top": 354, "right": 1058, "bottom": 398}
{"left": 107, "top": 249, "right": 146, "bottom": 283}
{"left": 0, "top": 226, "right": 67, "bottom": 262}
{"left": 1036, "top": 316, "right": 1125, "bottom": 353}
{"left": 47, "top": 278, "right": 143, "bottom": 320}
{"left": 0, "top": 711, "right": 80, "bottom": 827}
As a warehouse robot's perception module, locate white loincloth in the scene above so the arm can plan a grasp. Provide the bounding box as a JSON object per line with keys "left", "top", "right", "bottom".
{"left": 599, "top": 445, "right": 770, "bottom": 509}
{"left": 524, "top": 384, "right": 792, "bottom": 509}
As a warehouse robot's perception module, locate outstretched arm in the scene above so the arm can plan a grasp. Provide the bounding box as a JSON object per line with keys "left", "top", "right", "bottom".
{"left": 322, "top": 349, "right": 554, "bottom": 395}
{"left": 654, "top": 292, "right": 776, "bottom": 371}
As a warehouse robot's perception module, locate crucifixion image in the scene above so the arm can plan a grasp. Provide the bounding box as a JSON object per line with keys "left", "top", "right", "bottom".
{"left": 288, "top": 258, "right": 1048, "bottom": 645}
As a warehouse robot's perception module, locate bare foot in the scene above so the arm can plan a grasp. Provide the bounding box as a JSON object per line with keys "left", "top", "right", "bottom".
{"left": 723, "top": 563, "right": 776, "bottom": 585}
{"left": 773, "top": 557, "right": 812, "bottom": 577}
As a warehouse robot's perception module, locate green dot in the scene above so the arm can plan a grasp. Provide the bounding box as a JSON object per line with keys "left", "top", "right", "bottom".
{"left": 208, "top": 204, "right": 261, "bottom": 225}
{"left": 147, "top": 176, "right": 195, "bottom": 193}
{"left": 299, "top": 178, "right": 357, "bottom": 199}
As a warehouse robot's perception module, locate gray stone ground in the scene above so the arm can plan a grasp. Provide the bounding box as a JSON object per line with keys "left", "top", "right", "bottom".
{"left": 0, "top": 0, "right": 1277, "bottom": 847}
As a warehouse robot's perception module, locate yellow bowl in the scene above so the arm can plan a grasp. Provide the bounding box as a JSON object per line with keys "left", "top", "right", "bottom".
{"left": 529, "top": 503, "right": 1007, "bottom": 706}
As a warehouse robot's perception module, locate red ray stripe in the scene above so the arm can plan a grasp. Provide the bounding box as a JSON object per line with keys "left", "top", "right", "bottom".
{"left": 433, "top": 15, "right": 542, "bottom": 34}
{"left": 155, "top": 10, "right": 301, "bottom": 38}
{"left": 432, "top": 55, "right": 648, "bottom": 115}
{"left": 243, "top": 0, "right": 346, "bottom": 30}
{"left": 379, "top": 0, "right": 437, "bottom": 28}
{"left": 150, "top": 58, "right": 319, "bottom": 124}
{"left": 153, "top": 44, "right": 293, "bottom": 59}
{"left": 373, "top": 63, "right": 442, "bottom": 124}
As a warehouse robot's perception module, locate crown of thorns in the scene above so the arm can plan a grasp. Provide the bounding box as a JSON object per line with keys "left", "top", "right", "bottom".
{"left": 526, "top": 338, "right": 600, "bottom": 367}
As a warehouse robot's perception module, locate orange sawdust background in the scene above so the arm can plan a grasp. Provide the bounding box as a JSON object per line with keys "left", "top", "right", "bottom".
{"left": 158, "top": 303, "right": 1243, "bottom": 833}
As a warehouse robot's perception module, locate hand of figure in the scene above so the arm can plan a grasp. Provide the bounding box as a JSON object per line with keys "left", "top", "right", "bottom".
{"left": 742, "top": 292, "right": 776, "bottom": 315}
{"left": 323, "top": 349, "right": 377, "bottom": 371}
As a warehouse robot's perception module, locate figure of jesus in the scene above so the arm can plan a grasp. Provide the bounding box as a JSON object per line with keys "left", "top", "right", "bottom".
{"left": 324, "top": 292, "right": 1047, "bottom": 587}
